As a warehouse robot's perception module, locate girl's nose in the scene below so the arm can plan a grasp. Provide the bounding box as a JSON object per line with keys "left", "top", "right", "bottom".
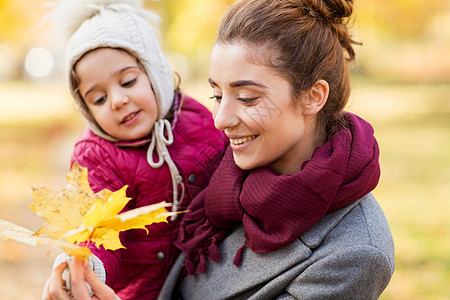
{"left": 111, "top": 93, "right": 129, "bottom": 110}
{"left": 213, "top": 97, "right": 239, "bottom": 131}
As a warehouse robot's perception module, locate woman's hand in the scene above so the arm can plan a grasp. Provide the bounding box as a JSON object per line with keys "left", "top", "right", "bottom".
{"left": 42, "top": 258, "right": 119, "bottom": 300}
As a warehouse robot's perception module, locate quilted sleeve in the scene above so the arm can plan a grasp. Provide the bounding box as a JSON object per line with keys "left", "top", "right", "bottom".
{"left": 71, "top": 138, "right": 127, "bottom": 287}
{"left": 71, "top": 140, "right": 127, "bottom": 195}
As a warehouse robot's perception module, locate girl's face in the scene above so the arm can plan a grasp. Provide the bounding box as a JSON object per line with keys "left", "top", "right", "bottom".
{"left": 76, "top": 48, "right": 158, "bottom": 141}
{"left": 209, "top": 44, "right": 319, "bottom": 174}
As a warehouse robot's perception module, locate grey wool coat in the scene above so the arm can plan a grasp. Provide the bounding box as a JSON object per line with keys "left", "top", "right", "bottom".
{"left": 157, "top": 193, "right": 395, "bottom": 300}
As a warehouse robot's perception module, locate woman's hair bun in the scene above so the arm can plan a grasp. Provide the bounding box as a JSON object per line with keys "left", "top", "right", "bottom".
{"left": 302, "top": 0, "right": 354, "bottom": 23}
{"left": 47, "top": 0, "right": 152, "bottom": 42}
{"left": 298, "top": 0, "right": 359, "bottom": 61}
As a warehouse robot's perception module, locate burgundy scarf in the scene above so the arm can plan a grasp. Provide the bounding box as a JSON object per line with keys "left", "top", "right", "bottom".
{"left": 175, "top": 112, "right": 380, "bottom": 275}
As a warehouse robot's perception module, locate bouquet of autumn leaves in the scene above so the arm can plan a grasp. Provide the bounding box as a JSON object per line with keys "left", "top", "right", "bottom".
{"left": 0, "top": 162, "right": 177, "bottom": 260}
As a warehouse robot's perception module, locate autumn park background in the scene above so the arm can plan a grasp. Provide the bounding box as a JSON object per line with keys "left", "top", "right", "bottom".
{"left": 0, "top": 0, "right": 449, "bottom": 299}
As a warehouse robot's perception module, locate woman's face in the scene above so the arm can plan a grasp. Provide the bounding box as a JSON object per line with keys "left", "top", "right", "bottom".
{"left": 76, "top": 48, "right": 158, "bottom": 141}
{"left": 209, "top": 43, "right": 319, "bottom": 174}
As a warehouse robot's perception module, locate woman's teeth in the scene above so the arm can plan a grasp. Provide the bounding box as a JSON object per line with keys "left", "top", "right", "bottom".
{"left": 230, "top": 135, "right": 258, "bottom": 145}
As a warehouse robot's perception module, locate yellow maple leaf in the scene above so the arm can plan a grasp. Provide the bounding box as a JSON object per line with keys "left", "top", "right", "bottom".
{"left": 0, "top": 161, "right": 178, "bottom": 260}
{"left": 29, "top": 162, "right": 107, "bottom": 239}
{"left": 61, "top": 199, "right": 174, "bottom": 251}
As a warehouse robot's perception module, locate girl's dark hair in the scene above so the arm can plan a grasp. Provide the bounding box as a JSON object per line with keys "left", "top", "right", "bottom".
{"left": 216, "top": 0, "right": 360, "bottom": 138}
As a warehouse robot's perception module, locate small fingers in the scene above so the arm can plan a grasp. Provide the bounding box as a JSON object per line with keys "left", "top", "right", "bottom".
{"left": 68, "top": 258, "right": 92, "bottom": 299}
{"left": 41, "top": 278, "right": 51, "bottom": 300}
{"left": 46, "top": 262, "right": 71, "bottom": 300}
{"left": 84, "top": 265, "right": 119, "bottom": 299}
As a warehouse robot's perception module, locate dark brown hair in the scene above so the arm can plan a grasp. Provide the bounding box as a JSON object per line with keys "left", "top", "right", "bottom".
{"left": 216, "top": 0, "right": 360, "bottom": 138}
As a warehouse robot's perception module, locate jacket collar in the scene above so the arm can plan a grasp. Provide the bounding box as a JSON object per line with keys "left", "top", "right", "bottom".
{"left": 113, "top": 136, "right": 152, "bottom": 148}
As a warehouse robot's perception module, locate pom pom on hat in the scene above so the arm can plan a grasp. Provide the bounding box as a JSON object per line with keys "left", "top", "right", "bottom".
{"left": 49, "top": 0, "right": 155, "bottom": 41}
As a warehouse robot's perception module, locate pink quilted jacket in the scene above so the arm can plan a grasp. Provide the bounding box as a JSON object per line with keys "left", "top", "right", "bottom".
{"left": 71, "top": 96, "right": 228, "bottom": 299}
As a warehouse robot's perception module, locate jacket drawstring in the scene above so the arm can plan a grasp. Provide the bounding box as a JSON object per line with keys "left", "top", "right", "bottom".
{"left": 147, "top": 118, "right": 185, "bottom": 220}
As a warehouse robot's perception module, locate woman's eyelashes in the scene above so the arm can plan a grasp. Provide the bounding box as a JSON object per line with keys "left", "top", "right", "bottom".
{"left": 209, "top": 95, "right": 259, "bottom": 104}
{"left": 237, "top": 96, "right": 258, "bottom": 104}
{"left": 209, "top": 95, "right": 222, "bottom": 103}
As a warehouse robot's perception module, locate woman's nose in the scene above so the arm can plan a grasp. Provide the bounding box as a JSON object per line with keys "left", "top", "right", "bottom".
{"left": 213, "top": 97, "right": 239, "bottom": 131}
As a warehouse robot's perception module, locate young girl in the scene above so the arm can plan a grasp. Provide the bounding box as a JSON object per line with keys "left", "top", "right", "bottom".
{"left": 44, "top": 0, "right": 227, "bottom": 299}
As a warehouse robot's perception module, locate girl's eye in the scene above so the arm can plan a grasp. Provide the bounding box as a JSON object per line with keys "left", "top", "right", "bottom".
{"left": 94, "top": 96, "right": 106, "bottom": 105}
{"left": 122, "top": 78, "right": 136, "bottom": 87}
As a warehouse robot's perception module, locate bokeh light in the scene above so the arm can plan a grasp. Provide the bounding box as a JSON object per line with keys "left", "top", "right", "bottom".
{"left": 24, "top": 47, "right": 54, "bottom": 78}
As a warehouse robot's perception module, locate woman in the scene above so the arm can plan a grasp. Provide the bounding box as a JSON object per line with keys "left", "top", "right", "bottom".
{"left": 45, "top": 0, "right": 395, "bottom": 299}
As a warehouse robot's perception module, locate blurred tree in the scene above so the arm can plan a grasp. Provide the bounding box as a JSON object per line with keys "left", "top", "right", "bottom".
{"left": 355, "top": 0, "right": 449, "bottom": 41}
{"left": 0, "top": 0, "right": 51, "bottom": 79}
{"left": 0, "top": 0, "right": 47, "bottom": 45}
{"left": 1, "top": 0, "right": 447, "bottom": 50}
{"left": 0, "top": 0, "right": 447, "bottom": 82}
{"left": 146, "top": 0, "right": 234, "bottom": 55}
{"left": 144, "top": 0, "right": 235, "bottom": 83}
{"left": 0, "top": 0, "right": 25, "bottom": 43}
{"left": 1, "top": 0, "right": 448, "bottom": 47}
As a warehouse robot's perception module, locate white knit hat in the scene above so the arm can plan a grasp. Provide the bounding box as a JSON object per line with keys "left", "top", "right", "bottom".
{"left": 51, "top": 0, "right": 183, "bottom": 218}
{"left": 51, "top": 0, "right": 174, "bottom": 141}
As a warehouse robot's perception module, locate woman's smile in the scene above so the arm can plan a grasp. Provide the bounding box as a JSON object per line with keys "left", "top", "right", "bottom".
{"left": 229, "top": 134, "right": 259, "bottom": 151}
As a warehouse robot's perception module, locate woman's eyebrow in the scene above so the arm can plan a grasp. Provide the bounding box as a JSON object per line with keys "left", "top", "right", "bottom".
{"left": 208, "top": 78, "right": 268, "bottom": 89}
{"left": 229, "top": 80, "right": 267, "bottom": 88}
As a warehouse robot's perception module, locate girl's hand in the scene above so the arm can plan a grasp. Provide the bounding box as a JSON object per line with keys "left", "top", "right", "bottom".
{"left": 42, "top": 258, "right": 119, "bottom": 300}
{"left": 42, "top": 260, "right": 70, "bottom": 300}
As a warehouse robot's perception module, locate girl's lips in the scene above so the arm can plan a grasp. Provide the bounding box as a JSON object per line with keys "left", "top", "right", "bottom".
{"left": 121, "top": 111, "right": 139, "bottom": 124}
